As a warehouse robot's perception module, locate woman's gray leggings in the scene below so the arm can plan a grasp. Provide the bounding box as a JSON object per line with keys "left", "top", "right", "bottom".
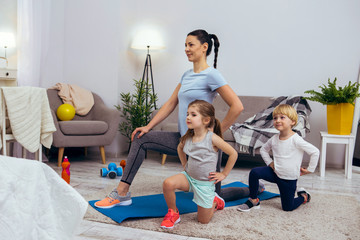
{"left": 121, "top": 131, "right": 180, "bottom": 184}
{"left": 120, "top": 130, "right": 250, "bottom": 202}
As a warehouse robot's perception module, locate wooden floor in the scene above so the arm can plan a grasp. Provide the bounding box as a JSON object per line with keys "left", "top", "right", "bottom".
{"left": 44, "top": 150, "right": 360, "bottom": 240}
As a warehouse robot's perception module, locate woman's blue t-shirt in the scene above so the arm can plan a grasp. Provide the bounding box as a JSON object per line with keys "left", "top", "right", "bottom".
{"left": 177, "top": 67, "right": 227, "bottom": 136}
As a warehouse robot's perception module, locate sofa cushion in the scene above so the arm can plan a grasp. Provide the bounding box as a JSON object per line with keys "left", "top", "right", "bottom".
{"left": 161, "top": 123, "right": 178, "bottom": 132}
{"left": 213, "top": 95, "right": 274, "bottom": 124}
{"left": 59, "top": 120, "right": 108, "bottom": 135}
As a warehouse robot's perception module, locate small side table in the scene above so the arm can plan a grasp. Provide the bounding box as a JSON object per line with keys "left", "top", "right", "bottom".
{"left": 320, "top": 131, "right": 356, "bottom": 179}
{"left": 0, "top": 68, "right": 17, "bottom": 86}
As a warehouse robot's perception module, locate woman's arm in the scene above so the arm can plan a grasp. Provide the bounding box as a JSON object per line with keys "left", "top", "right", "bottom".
{"left": 216, "top": 85, "right": 244, "bottom": 134}
{"left": 177, "top": 141, "right": 187, "bottom": 169}
{"left": 131, "top": 84, "right": 181, "bottom": 140}
{"left": 208, "top": 134, "right": 238, "bottom": 184}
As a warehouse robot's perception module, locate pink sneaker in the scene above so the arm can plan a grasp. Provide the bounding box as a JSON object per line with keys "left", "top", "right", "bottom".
{"left": 160, "top": 209, "right": 180, "bottom": 229}
{"left": 214, "top": 193, "right": 225, "bottom": 210}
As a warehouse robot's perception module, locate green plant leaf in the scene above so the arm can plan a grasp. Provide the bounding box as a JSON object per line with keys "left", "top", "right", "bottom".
{"left": 304, "top": 77, "right": 360, "bottom": 105}
{"left": 116, "top": 79, "right": 158, "bottom": 146}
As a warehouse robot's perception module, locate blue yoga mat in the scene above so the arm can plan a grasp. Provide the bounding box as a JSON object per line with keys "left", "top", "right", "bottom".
{"left": 89, "top": 181, "right": 279, "bottom": 223}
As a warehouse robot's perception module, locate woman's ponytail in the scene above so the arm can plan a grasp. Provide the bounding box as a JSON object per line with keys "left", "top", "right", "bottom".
{"left": 209, "top": 34, "right": 220, "bottom": 68}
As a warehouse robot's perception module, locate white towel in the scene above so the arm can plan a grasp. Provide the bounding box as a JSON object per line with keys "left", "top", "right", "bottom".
{"left": 0, "top": 156, "right": 88, "bottom": 240}
{"left": 1, "top": 87, "right": 56, "bottom": 152}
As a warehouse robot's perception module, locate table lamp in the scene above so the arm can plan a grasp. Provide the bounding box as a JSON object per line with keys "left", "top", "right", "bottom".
{"left": 0, "top": 32, "right": 16, "bottom": 67}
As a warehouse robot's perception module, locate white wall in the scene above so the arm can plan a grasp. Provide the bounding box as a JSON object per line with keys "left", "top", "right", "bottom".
{"left": 4, "top": 0, "right": 360, "bottom": 166}
{"left": 0, "top": 0, "right": 17, "bottom": 69}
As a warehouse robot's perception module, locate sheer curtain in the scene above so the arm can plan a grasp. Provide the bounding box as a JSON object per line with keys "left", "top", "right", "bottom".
{"left": 15, "top": 0, "right": 52, "bottom": 159}
{"left": 17, "top": 0, "right": 51, "bottom": 87}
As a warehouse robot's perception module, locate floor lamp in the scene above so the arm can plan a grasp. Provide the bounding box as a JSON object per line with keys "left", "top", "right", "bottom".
{"left": 141, "top": 45, "right": 157, "bottom": 109}
{"left": 132, "top": 28, "right": 165, "bottom": 110}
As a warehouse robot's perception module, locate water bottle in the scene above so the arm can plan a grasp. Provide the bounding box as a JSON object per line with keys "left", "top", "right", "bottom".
{"left": 61, "top": 156, "right": 71, "bottom": 184}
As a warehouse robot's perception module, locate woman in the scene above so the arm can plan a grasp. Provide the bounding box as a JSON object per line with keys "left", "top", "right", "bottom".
{"left": 95, "top": 29, "right": 253, "bottom": 209}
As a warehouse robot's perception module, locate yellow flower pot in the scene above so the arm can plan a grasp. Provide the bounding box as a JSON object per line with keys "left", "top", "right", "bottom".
{"left": 327, "top": 103, "right": 354, "bottom": 135}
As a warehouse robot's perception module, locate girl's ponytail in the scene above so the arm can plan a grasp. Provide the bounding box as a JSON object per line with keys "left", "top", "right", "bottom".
{"left": 213, "top": 118, "right": 223, "bottom": 139}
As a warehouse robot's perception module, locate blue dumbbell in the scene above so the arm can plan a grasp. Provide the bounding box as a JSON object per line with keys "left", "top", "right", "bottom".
{"left": 100, "top": 162, "right": 123, "bottom": 179}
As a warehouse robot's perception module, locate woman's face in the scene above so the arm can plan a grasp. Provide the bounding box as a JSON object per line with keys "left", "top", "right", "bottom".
{"left": 185, "top": 35, "right": 208, "bottom": 63}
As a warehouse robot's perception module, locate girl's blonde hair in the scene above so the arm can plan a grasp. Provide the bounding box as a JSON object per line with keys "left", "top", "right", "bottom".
{"left": 180, "top": 100, "right": 222, "bottom": 143}
{"left": 273, "top": 104, "right": 298, "bottom": 126}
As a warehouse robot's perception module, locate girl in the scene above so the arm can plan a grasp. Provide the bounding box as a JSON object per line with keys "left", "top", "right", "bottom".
{"left": 95, "top": 29, "right": 247, "bottom": 209}
{"left": 237, "top": 104, "right": 319, "bottom": 212}
{"left": 160, "top": 100, "right": 238, "bottom": 229}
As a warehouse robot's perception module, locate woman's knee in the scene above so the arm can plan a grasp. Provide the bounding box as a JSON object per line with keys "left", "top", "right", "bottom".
{"left": 131, "top": 132, "right": 149, "bottom": 147}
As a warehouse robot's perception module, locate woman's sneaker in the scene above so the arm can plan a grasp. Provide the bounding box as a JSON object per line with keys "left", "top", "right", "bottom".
{"left": 237, "top": 198, "right": 260, "bottom": 212}
{"left": 94, "top": 189, "right": 132, "bottom": 208}
{"left": 297, "top": 187, "right": 311, "bottom": 203}
{"left": 160, "top": 209, "right": 180, "bottom": 229}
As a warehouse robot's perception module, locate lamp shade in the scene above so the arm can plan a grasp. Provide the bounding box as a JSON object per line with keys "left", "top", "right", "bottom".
{"left": 131, "top": 29, "right": 165, "bottom": 50}
{"left": 0, "top": 32, "right": 16, "bottom": 48}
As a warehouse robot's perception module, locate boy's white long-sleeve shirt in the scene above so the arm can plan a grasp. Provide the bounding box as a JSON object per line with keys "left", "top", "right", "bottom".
{"left": 260, "top": 133, "right": 320, "bottom": 180}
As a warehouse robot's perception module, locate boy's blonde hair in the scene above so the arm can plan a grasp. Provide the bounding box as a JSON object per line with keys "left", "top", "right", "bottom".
{"left": 273, "top": 104, "right": 298, "bottom": 126}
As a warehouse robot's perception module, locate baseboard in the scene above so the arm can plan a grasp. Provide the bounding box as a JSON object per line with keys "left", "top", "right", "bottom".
{"left": 86, "top": 149, "right": 125, "bottom": 158}
{"left": 48, "top": 146, "right": 127, "bottom": 159}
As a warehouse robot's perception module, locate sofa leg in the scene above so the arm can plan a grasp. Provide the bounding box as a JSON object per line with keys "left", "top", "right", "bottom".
{"left": 99, "top": 146, "right": 106, "bottom": 164}
{"left": 58, "top": 147, "right": 64, "bottom": 167}
{"left": 161, "top": 154, "right": 167, "bottom": 165}
{"left": 45, "top": 148, "right": 50, "bottom": 158}
{"left": 22, "top": 147, "right": 27, "bottom": 159}
{"left": 84, "top": 147, "right": 87, "bottom": 156}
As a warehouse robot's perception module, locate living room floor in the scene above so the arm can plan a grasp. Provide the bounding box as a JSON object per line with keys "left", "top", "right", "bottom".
{"left": 45, "top": 150, "right": 360, "bottom": 240}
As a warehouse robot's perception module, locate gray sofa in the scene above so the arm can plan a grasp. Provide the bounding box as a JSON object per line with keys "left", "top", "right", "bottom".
{"left": 152, "top": 95, "right": 275, "bottom": 164}
{"left": 47, "top": 89, "right": 120, "bottom": 166}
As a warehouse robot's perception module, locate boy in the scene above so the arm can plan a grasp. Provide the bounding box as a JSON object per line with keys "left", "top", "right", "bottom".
{"left": 237, "top": 104, "right": 319, "bottom": 212}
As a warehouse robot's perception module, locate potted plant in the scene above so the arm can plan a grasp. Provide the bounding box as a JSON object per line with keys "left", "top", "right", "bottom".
{"left": 115, "top": 79, "right": 158, "bottom": 151}
{"left": 304, "top": 77, "right": 360, "bottom": 135}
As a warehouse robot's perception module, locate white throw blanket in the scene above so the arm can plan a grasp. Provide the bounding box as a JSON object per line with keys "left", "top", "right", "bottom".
{"left": 0, "top": 87, "right": 56, "bottom": 152}
{"left": 0, "top": 156, "right": 88, "bottom": 240}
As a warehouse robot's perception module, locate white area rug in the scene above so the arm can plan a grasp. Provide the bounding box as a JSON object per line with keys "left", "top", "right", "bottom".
{"left": 84, "top": 173, "right": 360, "bottom": 240}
